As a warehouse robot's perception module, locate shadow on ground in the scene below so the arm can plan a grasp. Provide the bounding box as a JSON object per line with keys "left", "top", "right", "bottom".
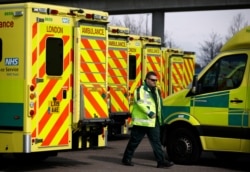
{"left": 0, "top": 155, "right": 89, "bottom": 172}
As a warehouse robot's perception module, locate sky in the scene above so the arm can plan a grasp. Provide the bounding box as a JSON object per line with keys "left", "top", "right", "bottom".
{"left": 164, "top": 9, "right": 250, "bottom": 53}
{"left": 110, "top": 9, "right": 250, "bottom": 63}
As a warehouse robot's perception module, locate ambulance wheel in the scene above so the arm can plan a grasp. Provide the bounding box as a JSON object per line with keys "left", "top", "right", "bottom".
{"left": 167, "top": 127, "right": 201, "bottom": 165}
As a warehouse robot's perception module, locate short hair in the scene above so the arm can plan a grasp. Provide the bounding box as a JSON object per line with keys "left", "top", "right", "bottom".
{"left": 145, "top": 71, "right": 157, "bottom": 79}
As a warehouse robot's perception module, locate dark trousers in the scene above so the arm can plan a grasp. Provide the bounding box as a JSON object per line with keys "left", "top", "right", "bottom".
{"left": 122, "top": 120, "right": 165, "bottom": 163}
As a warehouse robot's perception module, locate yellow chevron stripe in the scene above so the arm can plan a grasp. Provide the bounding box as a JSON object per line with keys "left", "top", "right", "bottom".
{"left": 81, "top": 50, "right": 106, "bottom": 63}
{"left": 84, "top": 91, "right": 107, "bottom": 118}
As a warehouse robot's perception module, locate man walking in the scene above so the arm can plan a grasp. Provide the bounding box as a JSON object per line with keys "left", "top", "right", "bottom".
{"left": 122, "top": 71, "right": 174, "bottom": 168}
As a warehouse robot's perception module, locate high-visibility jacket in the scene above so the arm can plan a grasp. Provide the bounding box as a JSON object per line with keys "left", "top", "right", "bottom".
{"left": 131, "top": 82, "right": 163, "bottom": 127}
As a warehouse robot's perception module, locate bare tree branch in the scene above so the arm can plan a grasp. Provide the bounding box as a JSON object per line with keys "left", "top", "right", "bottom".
{"left": 198, "top": 32, "right": 223, "bottom": 67}
{"left": 164, "top": 31, "right": 179, "bottom": 48}
{"left": 109, "top": 15, "right": 147, "bottom": 35}
{"left": 225, "top": 13, "right": 248, "bottom": 41}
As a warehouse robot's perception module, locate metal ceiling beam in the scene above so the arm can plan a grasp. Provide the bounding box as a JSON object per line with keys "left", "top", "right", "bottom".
{"left": 0, "top": 0, "right": 249, "bottom": 14}
{"left": 0, "top": 0, "right": 249, "bottom": 45}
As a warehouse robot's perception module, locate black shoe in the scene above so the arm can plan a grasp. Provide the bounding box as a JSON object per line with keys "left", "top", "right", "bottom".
{"left": 122, "top": 159, "right": 134, "bottom": 166}
{"left": 157, "top": 161, "right": 174, "bottom": 168}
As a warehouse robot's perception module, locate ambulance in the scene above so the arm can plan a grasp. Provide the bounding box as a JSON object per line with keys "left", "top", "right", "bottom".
{"left": 161, "top": 26, "right": 250, "bottom": 164}
{"left": 182, "top": 51, "right": 196, "bottom": 90}
{"left": 161, "top": 48, "right": 195, "bottom": 98}
{"left": 107, "top": 26, "right": 130, "bottom": 137}
{"left": 128, "top": 35, "right": 162, "bottom": 108}
{"left": 126, "top": 35, "right": 162, "bottom": 128}
{"left": 0, "top": 2, "right": 110, "bottom": 160}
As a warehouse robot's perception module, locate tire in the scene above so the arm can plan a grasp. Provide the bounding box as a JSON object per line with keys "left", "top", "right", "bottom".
{"left": 167, "top": 128, "right": 201, "bottom": 165}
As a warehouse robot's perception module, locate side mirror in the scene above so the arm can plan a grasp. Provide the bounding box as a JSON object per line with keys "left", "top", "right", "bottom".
{"left": 191, "top": 75, "right": 198, "bottom": 94}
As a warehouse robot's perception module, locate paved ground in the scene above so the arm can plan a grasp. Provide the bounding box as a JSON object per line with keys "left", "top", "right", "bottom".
{"left": 0, "top": 135, "right": 249, "bottom": 172}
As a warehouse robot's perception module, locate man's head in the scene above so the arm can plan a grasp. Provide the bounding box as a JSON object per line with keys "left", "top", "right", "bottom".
{"left": 145, "top": 71, "right": 158, "bottom": 88}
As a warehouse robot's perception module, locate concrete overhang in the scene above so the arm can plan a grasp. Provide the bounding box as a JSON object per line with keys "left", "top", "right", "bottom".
{"left": 0, "top": 0, "right": 250, "bottom": 14}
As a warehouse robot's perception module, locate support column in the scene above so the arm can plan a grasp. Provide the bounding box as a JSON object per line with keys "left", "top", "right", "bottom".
{"left": 152, "top": 12, "right": 165, "bottom": 45}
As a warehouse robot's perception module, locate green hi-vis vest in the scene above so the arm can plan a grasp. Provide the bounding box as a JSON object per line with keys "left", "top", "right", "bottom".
{"left": 131, "top": 82, "right": 162, "bottom": 127}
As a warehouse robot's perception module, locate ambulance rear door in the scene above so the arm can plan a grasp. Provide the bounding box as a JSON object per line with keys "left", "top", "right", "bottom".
{"left": 169, "top": 54, "right": 184, "bottom": 95}
{"left": 128, "top": 35, "right": 142, "bottom": 97}
{"left": 162, "top": 49, "right": 184, "bottom": 97}
{"left": 34, "top": 22, "right": 73, "bottom": 150}
{"left": 128, "top": 35, "right": 142, "bottom": 112}
{"left": 182, "top": 51, "right": 195, "bottom": 89}
{"left": 78, "top": 21, "right": 109, "bottom": 123}
{"left": 108, "top": 34, "right": 129, "bottom": 115}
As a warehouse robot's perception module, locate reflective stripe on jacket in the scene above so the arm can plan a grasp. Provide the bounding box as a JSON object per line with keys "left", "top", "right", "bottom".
{"left": 131, "top": 82, "right": 162, "bottom": 127}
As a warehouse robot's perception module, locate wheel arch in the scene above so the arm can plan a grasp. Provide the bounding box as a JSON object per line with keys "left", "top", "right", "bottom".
{"left": 161, "top": 120, "right": 203, "bottom": 164}
{"left": 161, "top": 115, "right": 202, "bottom": 148}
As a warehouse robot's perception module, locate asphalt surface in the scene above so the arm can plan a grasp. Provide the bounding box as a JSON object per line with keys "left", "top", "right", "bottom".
{"left": 0, "top": 135, "right": 249, "bottom": 172}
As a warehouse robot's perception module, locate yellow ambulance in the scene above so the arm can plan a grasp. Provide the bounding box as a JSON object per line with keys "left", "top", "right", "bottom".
{"left": 107, "top": 26, "right": 130, "bottom": 137}
{"left": 161, "top": 48, "right": 195, "bottom": 98}
{"left": 162, "top": 48, "right": 184, "bottom": 98}
{"left": 128, "top": 35, "right": 162, "bottom": 108}
{"left": 127, "top": 35, "right": 162, "bottom": 127}
{"left": 0, "top": 2, "right": 109, "bottom": 160}
{"left": 161, "top": 26, "right": 250, "bottom": 164}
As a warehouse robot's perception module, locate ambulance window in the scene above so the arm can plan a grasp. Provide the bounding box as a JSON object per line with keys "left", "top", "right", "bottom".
{"left": 0, "top": 39, "right": 2, "bottom": 62}
{"left": 129, "top": 55, "right": 136, "bottom": 80}
{"left": 46, "top": 38, "right": 63, "bottom": 76}
{"left": 197, "top": 54, "right": 247, "bottom": 94}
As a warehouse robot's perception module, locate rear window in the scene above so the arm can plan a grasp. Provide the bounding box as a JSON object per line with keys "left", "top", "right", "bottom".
{"left": 129, "top": 55, "right": 136, "bottom": 80}
{"left": 46, "top": 37, "right": 63, "bottom": 76}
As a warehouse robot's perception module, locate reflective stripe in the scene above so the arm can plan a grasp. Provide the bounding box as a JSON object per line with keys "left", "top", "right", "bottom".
{"left": 132, "top": 117, "right": 155, "bottom": 127}
{"left": 133, "top": 118, "right": 152, "bottom": 123}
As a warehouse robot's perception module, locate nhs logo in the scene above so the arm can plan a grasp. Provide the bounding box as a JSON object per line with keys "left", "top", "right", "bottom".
{"left": 62, "top": 18, "right": 70, "bottom": 24}
{"left": 5, "top": 58, "right": 19, "bottom": 66}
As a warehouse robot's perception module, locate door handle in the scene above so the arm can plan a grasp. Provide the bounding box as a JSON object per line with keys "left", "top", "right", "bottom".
{"left": 230, "top": 99, "right": 243, "bottom": 103}
{"left": 63, "top": 90, "right": 67, "bottom": 99}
